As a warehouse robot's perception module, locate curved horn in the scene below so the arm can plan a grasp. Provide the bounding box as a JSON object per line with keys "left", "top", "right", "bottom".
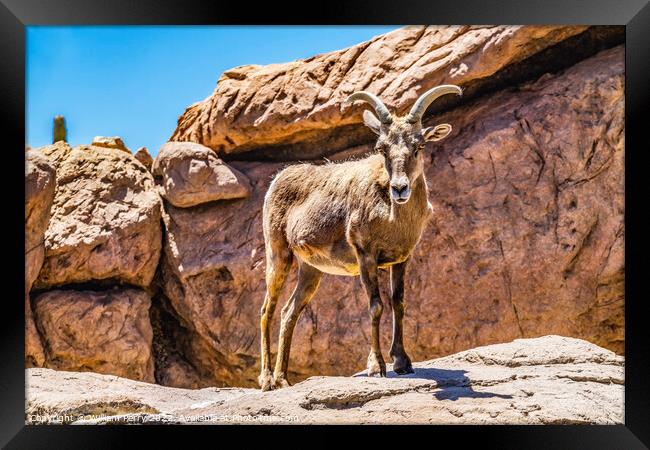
{"left": 406, "top": 84, "right": 463, "bottom": 123}
{"left": 345, "top": 91, "right": 392, "bottom": 124}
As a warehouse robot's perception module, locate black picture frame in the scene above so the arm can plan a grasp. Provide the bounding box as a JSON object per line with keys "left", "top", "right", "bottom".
{"left": 2, "top": 0, "right": 648, "bottom": 447}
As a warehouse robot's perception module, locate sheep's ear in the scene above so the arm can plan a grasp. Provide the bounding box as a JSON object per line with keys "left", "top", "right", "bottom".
{"left": 423, "top": 123, "right": 452, "bottom": 142}
{"left": 363, "top": 110, "right": 382, "bottom": 135}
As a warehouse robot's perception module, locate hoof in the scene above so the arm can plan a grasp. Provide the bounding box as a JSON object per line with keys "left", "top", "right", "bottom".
{"left": 258, "top": 370, "right": 273, "bottom": 391}
{"left": 272, "top": 374, "right": 291, "bottom": 390}
{"left": 392, "top": 354, "right": 414, "bottom": 375}
{"left": 393, "top": 363, "right": 415, "bottom": 375}
{"left": 367, "top": 352, "right": 386, "bottom": 377}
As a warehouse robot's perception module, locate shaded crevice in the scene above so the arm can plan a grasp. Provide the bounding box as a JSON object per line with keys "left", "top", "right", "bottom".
{"left": 149, "top": 293, "right": 202, "bottom": 387}
{"left": 502, "top": 269, "right": 524, "bottom": 338}
{"left": 299, "top": 385, "right": 437, "bottom": 410}
{"left": 515, "top": 115, "right": 547, "bottom": 186}
{"left": 223, "top": 123, "right": 376, "bottom": 162}
{"left": 555, "top": 374, "right": 624, "bottom": 385}
{"left": 29, "top": 279, "right": 149, "bottom": 298}
{"left": 563, "top": 215, "right": 600, "bottom": 279}
{"left": 425, "top": 25, "right": 624, "bottom": 119}
{"left": 148, "top": 222, "right": 206, "bottom": 388}
{"left": 493, "top": 234, "right": 524, "bottom": 338}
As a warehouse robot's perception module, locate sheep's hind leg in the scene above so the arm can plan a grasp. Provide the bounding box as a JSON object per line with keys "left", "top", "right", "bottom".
{"left": 272, "top": 261, "right": 322, "bottom": 389}
{"left": 389, "top": 258, "right": 414, "bottom": 375}
{"left": 259, "top": 239, "right": 292, "bottom": 391}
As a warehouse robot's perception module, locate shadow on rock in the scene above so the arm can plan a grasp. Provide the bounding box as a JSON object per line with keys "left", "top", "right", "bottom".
{"left": 364, "top": 366, "right": 514, "bottom": 402}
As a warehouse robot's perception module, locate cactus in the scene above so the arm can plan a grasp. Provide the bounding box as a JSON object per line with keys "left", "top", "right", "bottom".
{"left": 53, "top": 115, "right": 67, "bottom": 143}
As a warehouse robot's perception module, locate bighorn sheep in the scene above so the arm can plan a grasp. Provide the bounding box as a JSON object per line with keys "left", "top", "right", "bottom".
{"left": 259, "top": 85, "right": 462, "bottom": 390}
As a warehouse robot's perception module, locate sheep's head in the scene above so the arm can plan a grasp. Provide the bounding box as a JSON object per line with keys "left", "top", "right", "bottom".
{"left": 345, "top": 85, "right": 462, "bottom": 204}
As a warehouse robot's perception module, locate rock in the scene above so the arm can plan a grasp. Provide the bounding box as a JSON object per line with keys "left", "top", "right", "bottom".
{"left": 25, "top": 150, "right": 57, "bottom": 290}
{"left": 34, "top": 143, "right": 162, "bottom": 289}
{"left": 36, "top": 140, "right": 72, "bottom": 167}
{"left": 152, "top": 141, "right": 251, "bottom": 208}
{"left": 26, "top": 336, "right": 624, "bottom": 424}
{"left": 92, "top": 136, "right": 131, "bottom": 153}
{"left": 154, "top": 354, "right": 203, "bottom": 390}
{"left": 25, "top": 296, "right": 46, "bottom": 367}
{"left": 25, "top": 150, "right": 57, "bottom": 367}
{"left": 170, "top": 25, "right": 595, "bottom": 159}
{"left": 134, "top": 147, "right": 153, "bottom": 171}
{"left": 159, "top": 46, "right": 624, "bottom": 387}
{"left": 417, "top": 45, "right": 624, "bottom": 356}
{"left": 32, "top": 288, "right": 155, "bottom": 383}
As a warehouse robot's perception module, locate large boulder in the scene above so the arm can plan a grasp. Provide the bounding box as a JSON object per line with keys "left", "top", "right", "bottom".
{"left": 34, "top": 142, "right": 162, "bottom": 289}
{"left": 169, "top": 25, "right": 603, "bottom": 159}
{"left": 26, "top": 336, "right": 624, "bottom": 424}
{"left": 159, "top": 46, "right": 624, "bottom": 387}
{"left": 25, "top": 150, "right": 57, "bottom": 366}
{"left": 32, "top": 288, "right": 155, "bottom": 383}
{"left": 152, "top": 141, "right": 251, "bottom": 208}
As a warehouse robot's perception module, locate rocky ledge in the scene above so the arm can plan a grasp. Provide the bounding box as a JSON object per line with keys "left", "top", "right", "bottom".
{"left": 26, "top": 336, "right": 623, "bottom": 425}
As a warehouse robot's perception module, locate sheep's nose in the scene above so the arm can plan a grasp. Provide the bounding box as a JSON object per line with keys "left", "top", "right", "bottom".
{"left": 391, "top": 180, "right": 409, "bottom": 195}
{"left": 392, "top": 183, "right": 409, "bottom": 195}
{"left": 390, "top": 178, "right": 411, "bottom": 203}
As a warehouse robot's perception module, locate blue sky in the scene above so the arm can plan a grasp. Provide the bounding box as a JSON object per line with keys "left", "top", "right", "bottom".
{"left": 26, "top": 26, "right": 399, "bottom": 155}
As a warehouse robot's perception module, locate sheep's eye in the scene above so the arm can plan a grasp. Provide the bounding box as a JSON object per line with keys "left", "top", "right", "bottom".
{"left": 415, "top": 143, "right": 425, "bottom": 153}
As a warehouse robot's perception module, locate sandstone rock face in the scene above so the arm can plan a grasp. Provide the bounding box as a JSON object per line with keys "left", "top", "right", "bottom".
{"left": 34, "top": 142, "right": 162, "bottom": 289}
{"left": 418, "top": 45, "right": 624, "bottom": 356}
{"left": 26, "top": 336, "right": 624, "bottom": 424}
{"left": 92, "top": 136, "right": 131, "bottom": 153}
{"left": 159, "top": 46, "right": 624, "bottom": 387}
{"left": 25, "top": 296, "right": 46, "bottom": 368}
{"left": 170, "top": 25, "right": 591, "bottom": 159}
{"left": 134, "top": 147, "right": 154, "bottom": 171}
{"left": 25, "top": 150, "right": 57, "bottom": 291}
{"left": 32, "top": 289, "right": 155, "bottom": 383}
{"left": 152, "top": 141, "right": 251, "bottom": 208}
{"left": 25, "top": 150, "right": 57, "bottom": 367}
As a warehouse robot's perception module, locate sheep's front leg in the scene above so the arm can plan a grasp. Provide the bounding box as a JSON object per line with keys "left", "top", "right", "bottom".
{"left": 389, "top": 258, "right": 414, "bottom": 375}
{"left": 356, "top": 247, "right": 386, "bottom": 377}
